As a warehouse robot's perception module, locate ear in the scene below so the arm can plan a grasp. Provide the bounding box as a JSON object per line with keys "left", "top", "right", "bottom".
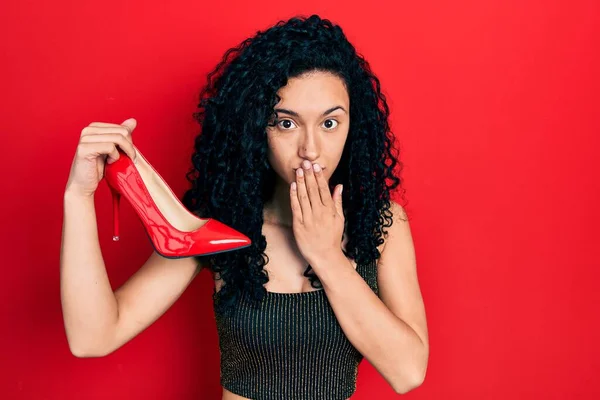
{"left": 334, "top": 184, "right": 344, "bottom": 217}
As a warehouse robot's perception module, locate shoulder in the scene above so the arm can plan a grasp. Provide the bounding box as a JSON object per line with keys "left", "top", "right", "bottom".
{"left": 380, "top": 199, "right": 410, "bottom": 253}
{"left": 388, "top": 199, "right": 408, "bottom": 221}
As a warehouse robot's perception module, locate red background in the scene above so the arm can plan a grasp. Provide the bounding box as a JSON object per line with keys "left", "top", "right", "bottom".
{"left": 2, "top": 0, "right": 599, "bottom": 399}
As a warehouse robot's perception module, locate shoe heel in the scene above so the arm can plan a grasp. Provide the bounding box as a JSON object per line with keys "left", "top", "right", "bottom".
{"left": 110, "top": 186, "right": 121, "bottom": 241}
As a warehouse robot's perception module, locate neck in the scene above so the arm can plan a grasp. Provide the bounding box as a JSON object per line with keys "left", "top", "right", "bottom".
{"left": 263, "top": 177, "right": 293, "bottom": 228}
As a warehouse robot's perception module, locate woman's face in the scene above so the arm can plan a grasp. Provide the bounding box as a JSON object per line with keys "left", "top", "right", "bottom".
{"left": 266, "top": 71, "right": 350, "bottom": 186}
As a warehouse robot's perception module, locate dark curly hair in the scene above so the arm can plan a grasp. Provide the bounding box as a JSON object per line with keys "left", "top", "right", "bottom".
{"left": 181, "top": 14, "right": 408, "bottom": 316}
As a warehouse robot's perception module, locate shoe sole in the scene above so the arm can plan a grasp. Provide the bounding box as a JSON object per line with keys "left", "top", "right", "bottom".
{"left": 142, "top": 229, "right": 252, "bottom": 259}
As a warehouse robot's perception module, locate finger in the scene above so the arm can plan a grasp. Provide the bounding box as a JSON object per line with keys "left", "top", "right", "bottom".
{"left": 290, "top": 182, "right": 303, "bottom": 224}
{"left": 82, "top": 125, "right": 133, "bottom": 143}
{"left": 78, "top": 142, "right": 120, "bottom": 164}
{"left": 82, "top": 119, "right": 137, "bottom": 141}
{"left": 302, "top": 161, "right": 320, "bottom": 208}
{"left": 81, "top": 133, "right": 137, "bottom": 162}
{"left": 312, "top": 163, "right": 332, "bottom": 206}
{"left": 333, "top": 184, "right": 344, "bottom": 217}
{"left": 295, "top": 167, "right": 312, "bottom": 218}
{"left": 89, "top": 118, "right": 137, "bottom": 134}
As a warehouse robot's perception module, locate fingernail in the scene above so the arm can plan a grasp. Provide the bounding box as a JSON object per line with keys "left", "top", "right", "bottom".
{"left": 297, "top": 168, "right": 304, "bottom": 177}
{"left": 302, "top": 160, "right": 311, "bottom": 169}
{"left": 313, "top": 163, "right": 321, "bottom": 172}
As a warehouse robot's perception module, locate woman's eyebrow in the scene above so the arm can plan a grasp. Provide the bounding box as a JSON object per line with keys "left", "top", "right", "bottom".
{"left": 274, "top": 105, "right": 347, "bottom": 118}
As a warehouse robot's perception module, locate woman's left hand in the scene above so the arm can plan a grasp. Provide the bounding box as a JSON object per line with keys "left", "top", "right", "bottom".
{"left": 290, "top": 160, "right": 345, "bottom": 265}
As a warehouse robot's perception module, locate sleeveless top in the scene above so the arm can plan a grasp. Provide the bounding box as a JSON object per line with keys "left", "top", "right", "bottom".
{"left": 213, "top": 261, "right": 379, "bottom": 400}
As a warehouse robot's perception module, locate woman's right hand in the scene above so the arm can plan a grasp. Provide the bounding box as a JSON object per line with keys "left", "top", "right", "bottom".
{"left": 65, "top": 118, "right": 138, "bottom": 198}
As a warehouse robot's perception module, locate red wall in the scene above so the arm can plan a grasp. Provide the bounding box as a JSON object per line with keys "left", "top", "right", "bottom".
{"left": 2, "top": 0, "right": 599, "bottom": 398}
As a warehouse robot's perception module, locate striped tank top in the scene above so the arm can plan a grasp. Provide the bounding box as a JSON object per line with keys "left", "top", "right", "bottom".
{"left": 213, "top": 261, "right": 379, "bottom": 400}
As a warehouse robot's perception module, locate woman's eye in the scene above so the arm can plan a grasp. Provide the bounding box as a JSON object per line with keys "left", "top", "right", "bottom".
{"left": 277, "top": 119, "right": 297, "bottom": 130}
{"left": 322, "top": 119, "right": 338, "bottom": 130}
{"left": 277, "top": 119, "right": 339, "bottom": 130}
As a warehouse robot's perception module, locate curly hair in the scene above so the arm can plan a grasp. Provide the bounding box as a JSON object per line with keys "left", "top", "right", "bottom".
{"left": 181, "top": 14, "right": 408, "bottom": 316}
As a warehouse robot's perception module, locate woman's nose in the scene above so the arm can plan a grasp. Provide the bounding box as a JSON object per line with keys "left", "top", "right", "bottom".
{"left": 298, "top": 131, "right": 320, "bottom": 160}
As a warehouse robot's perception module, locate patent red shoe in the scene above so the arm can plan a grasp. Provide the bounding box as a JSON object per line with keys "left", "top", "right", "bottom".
{"left": 103, "top": 146, "right": 251, "bottom": 259}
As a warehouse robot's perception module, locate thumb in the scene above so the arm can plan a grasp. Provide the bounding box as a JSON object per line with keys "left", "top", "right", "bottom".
{"left": 121, "top": 118, "right": 137, "bottom": 134}
{"left": 334, "top": 185, "right": 344, "bottom": 216}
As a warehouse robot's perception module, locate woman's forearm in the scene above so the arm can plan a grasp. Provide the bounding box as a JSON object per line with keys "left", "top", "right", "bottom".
{"left": 312, "top": 251, "right": 427, "bottom": 394}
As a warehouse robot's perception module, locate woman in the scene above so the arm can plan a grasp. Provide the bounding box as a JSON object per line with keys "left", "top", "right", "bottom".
{"left": 61, "top": 14, "right": 429, "bottom": 400}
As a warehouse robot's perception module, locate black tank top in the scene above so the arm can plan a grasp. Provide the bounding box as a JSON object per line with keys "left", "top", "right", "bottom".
{"left": 213, "top": 260, "right": 379, "bottom": 400}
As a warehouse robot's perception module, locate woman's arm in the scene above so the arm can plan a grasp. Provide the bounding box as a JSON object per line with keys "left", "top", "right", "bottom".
{"left": 310, "top": 202, "right": 429, "bottom": 394}
{"left": 60, "top": 190, "right": 202, "bottom": 357}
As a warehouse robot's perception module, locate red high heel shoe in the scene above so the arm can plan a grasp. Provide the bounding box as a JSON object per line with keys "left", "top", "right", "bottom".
{"left": 103, "top": 146, "right": 251, "bottom": 259}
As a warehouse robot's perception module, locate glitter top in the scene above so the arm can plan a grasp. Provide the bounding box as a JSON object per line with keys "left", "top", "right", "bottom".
{"left": 213, "top": 261, "right": 379, "bottom": 400}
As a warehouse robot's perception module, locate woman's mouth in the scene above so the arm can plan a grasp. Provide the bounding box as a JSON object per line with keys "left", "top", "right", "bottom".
{"left": 294, "top": 165, "right": 326, "bottom": 171}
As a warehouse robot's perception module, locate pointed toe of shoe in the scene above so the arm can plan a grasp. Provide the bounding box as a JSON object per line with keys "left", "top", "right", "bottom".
{"left": 194, "top": 219, "right": 252, "bottom": 255}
